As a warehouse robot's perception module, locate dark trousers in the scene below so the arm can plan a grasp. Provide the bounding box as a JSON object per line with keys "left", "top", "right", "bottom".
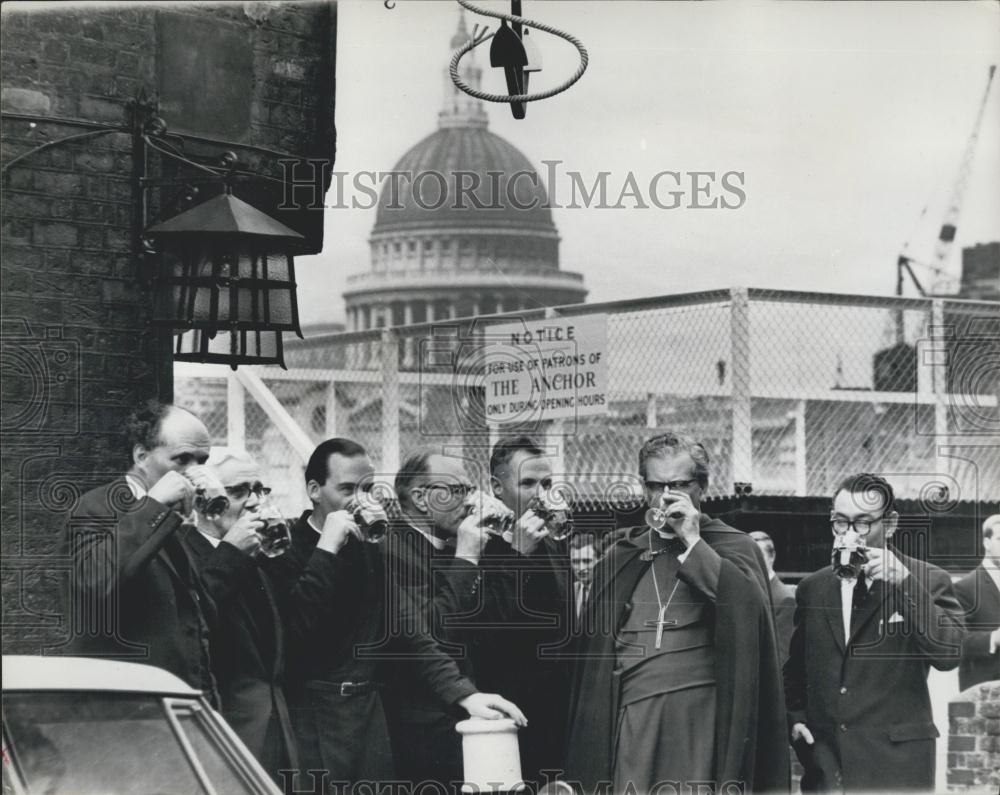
{"left": 385, "top": 706, "right": 464, "bottom": 791}
{"left": 288, "top": 686, "right": 393, "bottom": 790}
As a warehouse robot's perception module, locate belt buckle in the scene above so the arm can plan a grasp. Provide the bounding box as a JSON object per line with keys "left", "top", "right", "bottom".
{"left": 339, "top": 682, "right": 353, "bottom": 696}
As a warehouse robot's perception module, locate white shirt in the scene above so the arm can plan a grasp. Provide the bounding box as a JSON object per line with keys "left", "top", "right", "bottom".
{"left": 840, "top": 579, "right": 855, "bottom": 641}
{"left": 983, "top": 555, "right": 1000, "bottom": 594}
{"left": 125, "top": 474, "right": 146, "bottom": 500}
{"left": 840, "top": 577, "right": 872, "bottom": 641}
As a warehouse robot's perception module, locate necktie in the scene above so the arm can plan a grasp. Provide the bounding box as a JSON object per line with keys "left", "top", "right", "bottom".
{"left": 852, "top": 572, "right": 868, "bottom": 612}
{"left": 849, "top": 573, "right": 869, "bottom": 638}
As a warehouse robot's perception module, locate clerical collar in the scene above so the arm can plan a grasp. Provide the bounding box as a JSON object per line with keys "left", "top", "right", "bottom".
{"left": 198, "top": 529, "right": 222, "bottom": 548}
{"left": 407, "top": 520, "right": 447, "bottom": 550}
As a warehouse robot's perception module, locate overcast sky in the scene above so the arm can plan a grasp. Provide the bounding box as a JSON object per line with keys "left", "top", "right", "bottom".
{"left": 295, "top": 0, "right": 1000, "bottom": 327}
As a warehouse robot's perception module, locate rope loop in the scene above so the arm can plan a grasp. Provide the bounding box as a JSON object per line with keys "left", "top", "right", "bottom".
{"left": 450, "top": 0, "right": 588, "bottom": 104}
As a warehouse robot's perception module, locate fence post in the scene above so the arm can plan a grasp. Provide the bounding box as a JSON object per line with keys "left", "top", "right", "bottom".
{"left": 233, "top": 369, "right": 313, "bottom": 462}
{"left": 227, "top": 372, "right": 246, "bottom": 450}
{"left": 730, "top": 287, "right": 753, "bottom": 490}
{"left": 542, "top": 307, "right": 568, "bottom": 476}
{"left": 794, "top": 399, "right": 807, "bottom": 496}
{"left": 325, "top": 382, "right": 338, "bottom": 438}
{"left": 931, "top": 298, "right": 949, "bottom": 479}
{"left": 381, "top": 327, "right": 401, "bottom": 474}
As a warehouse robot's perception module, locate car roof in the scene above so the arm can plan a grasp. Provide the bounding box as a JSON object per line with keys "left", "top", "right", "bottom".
{"left": 2, "top": 656, "right": 201, "bottom": 697}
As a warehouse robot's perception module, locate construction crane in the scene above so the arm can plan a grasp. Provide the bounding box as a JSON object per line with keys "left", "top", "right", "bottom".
{"left": 894, "top": 64, "right": 996, "bottom": 342}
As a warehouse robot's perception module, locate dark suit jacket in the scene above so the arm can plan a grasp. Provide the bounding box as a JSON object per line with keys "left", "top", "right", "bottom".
{"left": 265, "top": 513, "right": 478, "bottom": 783}
{"left": 60, "top": 479, "right": 218, "bottom": 701}
{"left": 380, "top": 520, "right": 486, "bottom": 784}
{"left": 181, "top": 528, "right": 297, "bottom": 777}
{"left": 784, "top": 552, "right": 965, "bottom": 792}
{"left": 769, "top": 575, "right": 796, "bottom": 665}
{"left": 473, "top": 535, "right": 572, "bottom": 783}
{"left": 263, "top": 512, "right": 392, "bottom": 781}
{"left": 954, "top": 565, "right": 1000, "bottom": 691}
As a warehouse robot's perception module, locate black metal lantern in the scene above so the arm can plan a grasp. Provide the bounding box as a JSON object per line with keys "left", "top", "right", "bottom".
{"left": 146, "top": 189, "right": 305, "bottom": 369}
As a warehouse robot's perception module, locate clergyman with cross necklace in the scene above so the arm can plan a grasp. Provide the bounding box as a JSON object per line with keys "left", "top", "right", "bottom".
{"left": 564, "top": 433, "right": 789, "bottom": 795}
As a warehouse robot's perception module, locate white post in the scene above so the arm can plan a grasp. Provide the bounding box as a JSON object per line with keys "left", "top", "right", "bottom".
{"left": 325, "top": 382, "right": 338, "bottom": 438}
{"left": 227, "top": 372, "right": 246, "bottom": 450}
{"left": 403, "top": 302, "right": 415, "bottom": 369}
{"left": 931, "top": 299, "right": 948, "bottom": 479}
{"left": 233, "top": 369, "right": 313, "bottom": 462}
{"left": 730, "top": 287, "right": 753, "bottom": 490}
{"left": 794, "top": 399, "right": 807, "bottom": 497}
{"left": 381, "top": 327, "right": 401, "bottom": 473}
{"left": 646, "top": 392, "right": 658, "bottom": 429}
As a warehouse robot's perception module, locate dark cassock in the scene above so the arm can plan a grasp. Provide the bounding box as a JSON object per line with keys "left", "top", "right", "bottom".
{"left": 565, "top": 516, "right": 789, "bottom": 794}
{"left": 472, "top": 535, "right": 573, "bottom": 786}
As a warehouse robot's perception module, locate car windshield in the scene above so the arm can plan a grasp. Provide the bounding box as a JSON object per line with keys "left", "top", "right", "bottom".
{"left": 3, "top": 692, "right": 254, "bottom": 795}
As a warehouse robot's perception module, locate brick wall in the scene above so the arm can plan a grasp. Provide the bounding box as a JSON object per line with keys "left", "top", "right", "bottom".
{"left": 0, "top": 1, "right": 336, "bottom": 653}
{"left": 948, "top": 682, "right": 1000, "bottom": 792}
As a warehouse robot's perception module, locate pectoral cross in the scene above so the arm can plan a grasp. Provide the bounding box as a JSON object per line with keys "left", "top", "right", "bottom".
{"left": 645, "top": 605, "right": 677, "bottom": 650}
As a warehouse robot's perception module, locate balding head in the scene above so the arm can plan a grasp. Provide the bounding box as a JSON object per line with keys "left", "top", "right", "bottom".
{"left": 128, "top": 401, "right": 211, "bottom": 486}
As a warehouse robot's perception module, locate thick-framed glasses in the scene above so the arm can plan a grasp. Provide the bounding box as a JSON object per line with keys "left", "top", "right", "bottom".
{"left": 413, "top": 482, "right": 474, "bottom": 504}
{"left": 439, "top": 483, "right": 476, "bottom": 497}
{"left": 644, "top": 479, "right": 699, "bottom": 492}
{"left": 830, "top": 515, "right": 882, "bottom": 536}
{"left": 225, "top": 482, "right": 271, "bottom": 501}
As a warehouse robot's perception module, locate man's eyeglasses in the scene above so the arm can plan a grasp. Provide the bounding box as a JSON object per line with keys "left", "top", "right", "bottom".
{"left": 830, "top": 515, "right": 883, "bottom": 536}
{"left": 414, "top": 483, "right": 475, "bottom": 502}
{"left": 434, "top": 483, "right": 475, "bottom": 497}
{"left": 225, "top": 482, "right": 271, "bottom": 501}
{"left": 644, "top": 479, "right": 699, "bottom": 492}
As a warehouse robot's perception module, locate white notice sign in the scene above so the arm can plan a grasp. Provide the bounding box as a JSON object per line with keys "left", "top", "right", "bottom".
{"left": 483, "top": 314, "right": 608, "bottom": 424}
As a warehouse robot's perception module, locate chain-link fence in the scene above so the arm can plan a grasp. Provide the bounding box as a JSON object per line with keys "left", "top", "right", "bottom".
{"left": 174, "top": 287, "right": 1000, "bottom": 518}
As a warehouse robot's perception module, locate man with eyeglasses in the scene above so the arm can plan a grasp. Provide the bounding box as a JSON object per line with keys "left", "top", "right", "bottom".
{"left": 784, "top": 473, "right": 965, "bottom": 793}
{"left": 381, "top": 447, "right": 528, "bottom": 789}
{"left": 61, "top": 400, "right": 220, "bottom": 698}
{"left": 565, "top": 432, "right": 788, "bottom": 795}
{"left": 265, "top": 439, "right": 523, "bottom": 789}
{"left": 181, "top": 447, "right": 297, "bottom": 782}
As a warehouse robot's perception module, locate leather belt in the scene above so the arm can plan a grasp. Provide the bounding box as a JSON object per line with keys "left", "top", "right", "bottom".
{"left": 340, "top": 681, "right": 375, "bottom": 696}
{"left": 307, "top": 680, "right": 378, "bottom": 696}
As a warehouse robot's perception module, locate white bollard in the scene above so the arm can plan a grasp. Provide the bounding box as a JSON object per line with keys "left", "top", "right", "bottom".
{"left": 456, "top": 717, "right": 525, "bottom": 793}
